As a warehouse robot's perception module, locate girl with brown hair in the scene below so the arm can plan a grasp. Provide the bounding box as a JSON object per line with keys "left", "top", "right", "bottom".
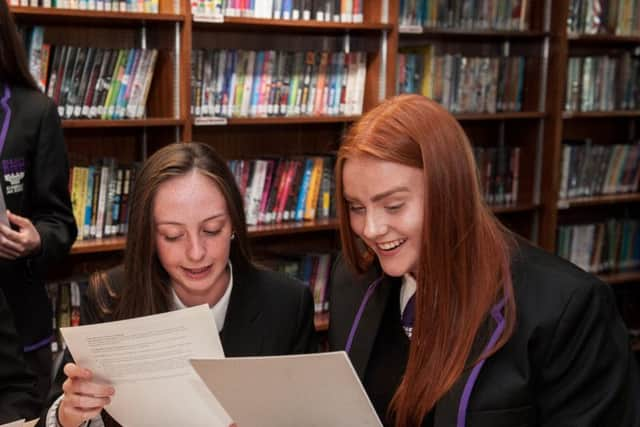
{"left": 329, "top": 94, "right": 639, "bottom": 427}
{"left": 44, "top": 142, "right": 316, "bottom": 427}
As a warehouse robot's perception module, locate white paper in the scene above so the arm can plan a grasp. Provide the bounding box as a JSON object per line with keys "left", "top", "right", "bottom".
{"left": 0, "top": 419, "right": 25, "bottom": 427}
{"left": 0, "top": 189, "right": 9, "bottom": 226}
{"left": 190, "top": 351, "right": 382, "bottom": 427}
{"left": 61, "top": 304, "right": 231, "bottom": 427}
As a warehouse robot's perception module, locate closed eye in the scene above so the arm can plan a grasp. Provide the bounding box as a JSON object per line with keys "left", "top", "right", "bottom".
{"left": 348, "top": 204, "right": 365, "bottom": 214}
{"left": 385, "top": 204, "right": 404, "bottom": 213}
{"left": 203, "top": 229, "right": 222, "bottom": 236}
{"left": 163, "top": 234, "right": 183, "bottom": 242}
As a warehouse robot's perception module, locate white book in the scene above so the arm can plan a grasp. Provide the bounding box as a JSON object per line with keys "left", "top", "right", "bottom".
{"left": 245, "top": 160, "right": 267, "bottom": 225}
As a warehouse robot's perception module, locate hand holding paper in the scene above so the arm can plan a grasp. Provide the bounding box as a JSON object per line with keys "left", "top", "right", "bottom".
{"left": 58, "top": 363, "right": 114, "bottom": 427}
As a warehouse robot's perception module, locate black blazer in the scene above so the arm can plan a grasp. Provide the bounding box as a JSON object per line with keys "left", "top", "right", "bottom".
{"left": 0, "top": 288, "right": 41, "bottom": 423}
{"left": 0, "top": 84, "right": 77, "bottom": 349}
{"left": 44, "top": 262, "right": 317, "bottom": 426}
{"left": 329, "top": 240, "right": 640, "bottom": 427}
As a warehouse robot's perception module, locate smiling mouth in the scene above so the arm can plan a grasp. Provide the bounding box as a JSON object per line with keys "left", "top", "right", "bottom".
{"left": 182, "top": 266, "right": 211, "bottom": 275}
{"left": 377, "top": 238, "right": 407, "bottom": 251}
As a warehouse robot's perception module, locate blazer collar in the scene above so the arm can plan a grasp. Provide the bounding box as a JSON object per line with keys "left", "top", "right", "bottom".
{"left": 348, "top": 272, "right": 398, "bottom": 379}
{"left": 219, "top": 264, "right": 264, "bottom": 356}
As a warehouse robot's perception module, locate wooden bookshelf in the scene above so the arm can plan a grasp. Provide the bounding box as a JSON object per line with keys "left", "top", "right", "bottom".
{"left": 11, "top": 6, "right": 184, "bottom": 23}
{"left": 492, "top": 203, "right": 540, "bottom": 215}
{"left": 599, "top": 271, "right": 640, "bottom": 286}
{"left": 563, "top": 111, "right": 640, "bottom": 119}
{"left": 62, "top": 118, "right": 185, "bottom": 128}
{"left": 314, "top": 312, "right": 329, "bottom": 332}
{"left": 71, "top": 236, "right": 126, "bottom": 255}
{"left": 454, "top": 112, "right": 546, "bottom": 121}
{"left": 193, "top": 16, "right": 392, "bottom": 32}
{"left": 399, "top": 27, "right": 549, "bottom": 40}
{"left": 193, "top": 116, "right": 360, "bottom": 126}
{"left": 558, "top": 193, "right": 640, "bottom": 209}
{"left": 568, "top": 33, "right": 640, "bottom": 45}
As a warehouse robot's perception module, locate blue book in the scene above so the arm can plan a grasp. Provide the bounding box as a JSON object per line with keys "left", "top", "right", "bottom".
{"left": 295, "top": 157, "right": 314, "bottom": 222}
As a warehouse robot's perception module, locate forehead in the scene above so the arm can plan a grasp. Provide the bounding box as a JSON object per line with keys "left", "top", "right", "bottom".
{"left": 153, "top": 171, "right": 227, "bottom": 219}
{"left": 342, "top": 156, "right": 422, "bottom": 196}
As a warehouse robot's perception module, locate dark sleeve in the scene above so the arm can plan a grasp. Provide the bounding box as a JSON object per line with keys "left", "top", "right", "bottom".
{"left": 30, "top": 99, "right": 77, "bottom": 273}
{"left": 537, "top": 280, "right": 640, "bottom": 426}
{"left": 290, "top": 284, "right": 318, "bottom": 354}
{"left": 0, "top": 289, "right": 41, "bottom": 424}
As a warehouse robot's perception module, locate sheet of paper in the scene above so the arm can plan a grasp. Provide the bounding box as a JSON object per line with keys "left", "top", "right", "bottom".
{"left": 61, "top": 304, "right": 231, "bottom": 427}
{"left": 0, "top": 419, "right": 25, "bottom": 427}
{"left": 0, "top": 189, "right": 9, "bottom": 226}
{"left": 190, "top": 351, "right": 382, "bottom": 427}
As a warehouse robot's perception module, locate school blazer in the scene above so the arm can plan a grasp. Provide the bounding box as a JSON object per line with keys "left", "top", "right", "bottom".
{"left": 0, "top": 84, "right": 77, "bottom": 349}
{"left": 43, "top": 262, "right": 317, "bottom": 427}
{"left": 329, "top": 240, "right": 640, "bottom": 427}
{"left": 0, "top": 289, "right": 41, "bottom": 424}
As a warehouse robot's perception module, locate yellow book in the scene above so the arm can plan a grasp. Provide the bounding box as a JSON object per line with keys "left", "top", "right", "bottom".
{"left": 303, "top": 156, "right": 324, "bottom": 221}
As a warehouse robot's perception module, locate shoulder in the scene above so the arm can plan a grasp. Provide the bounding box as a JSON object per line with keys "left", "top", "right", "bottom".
{"left": 9, "top": 85, "right": 56, "bottom": 117}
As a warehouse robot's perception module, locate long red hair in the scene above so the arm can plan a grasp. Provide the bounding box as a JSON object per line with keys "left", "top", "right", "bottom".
{"left": 336, "top": 94, "right": 516, "bottom": 426}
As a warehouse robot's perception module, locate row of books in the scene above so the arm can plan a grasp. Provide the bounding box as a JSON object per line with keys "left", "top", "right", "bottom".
{"left": 567, "top": 0, "right": 640, "bottom": 35}
{"left": 473, "top": 145, "right": 520, "bottom": 206}
{"left": 229, "top": 156, "right": 335, "bottom": 226}
{"left": 564, "top": 54, "right": 640, "bottom": 112}
{"left": 192, "top": 0, "right": 362, "bottom": 22}
{"left": 191, "top": 49, "right": 366, "bottom": 119}
{"left": 398, "top": 0, "right": 530, "bottom": 31}
{"left": 398, "top": 48, "right": 526, "bottom": 113}
{"left": 559, "top": 140, "right": 640, "bottom": 200}
{"left": 557, "top": 218, "right": 640, "bottom": 274}
{"left": 258, "top": 253, "right": 332, "bottom": 313}
{"left": 45, "top": 280, "right": 85, "bottom": 354}
{"left": 25, "top": 27, "right": 158, "bottom": 120}
{"left": 69, "top": 159, "right": 139, "bottom": 241}
{"left": 11, "top": 0, "right": 159, "bottom": 12}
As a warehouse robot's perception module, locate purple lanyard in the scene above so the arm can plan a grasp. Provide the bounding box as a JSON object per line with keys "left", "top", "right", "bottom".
{"left": 0, "top": 84, "right": 11, "bottom": 155}
{"left": 344, "top": 276, "right": 384, "bottom": 354}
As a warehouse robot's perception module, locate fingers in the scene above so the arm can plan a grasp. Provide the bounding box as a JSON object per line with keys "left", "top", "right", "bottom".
{"left": 0, "top": 247, "right": 19, "bottom": 259}
{"left": 6, "top": 210, "right": 30, "bottom": 227}
{"left": 59, "top": 364, "right": 115, "bottom": 427}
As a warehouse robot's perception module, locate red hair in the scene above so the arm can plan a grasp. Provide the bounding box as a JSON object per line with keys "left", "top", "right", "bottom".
{"left": 336, "top": 94, "right": 516, "bottom": 426}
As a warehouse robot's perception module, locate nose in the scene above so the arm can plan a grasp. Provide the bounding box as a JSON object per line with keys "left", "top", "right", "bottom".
{"left": 362, "top": 210, "right": 387, "bottom": 240}
{"left": 186, "top": 234, "right": 206, "bottom": 261}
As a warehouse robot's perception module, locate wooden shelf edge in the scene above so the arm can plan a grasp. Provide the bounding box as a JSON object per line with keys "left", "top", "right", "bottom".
{"left": 193, "top": 116, "right": 360, "bottom": 126}
{"left": 399, "top": 27, "right": 548, "bottom": 38}
{"left": 71, "top": 220, "right": 339, "bottom": 253}
{"left": 491, "top": 203, "right": 539, "bottom": 214}
{"left": 558, "top": 193, "right": 640, "bottom": 209}
{"left": 193, "top": 15, "right": 391, "bottom": 31}
{"left": 11, "top": 6, "right": 184, "bottom": 21}
{"left": 598, "top": 271, "right": 640, "bottom": 285}
{"left": 563, "top": 111, "right": 640, "bottom": 119}
{"left": 568, "top": 33, "right": 640, "bottom": 44}
{"left": 62, "top": 118, "right": 185, "bottom": 128}
{"left": 454, "top": 112, "right": 545, "bottom": 121}
{"left": 314, "top": 312, "right": 329, "bottom": 332}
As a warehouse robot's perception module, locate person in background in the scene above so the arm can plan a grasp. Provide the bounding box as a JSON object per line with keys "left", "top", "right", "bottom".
{"left": 44, "top": 142, "right": 317, "bottom": 427}
{"left": 329, "top": 94, "right": 640, "bottom": 427}
{"left": 0, "top": 0, "right": 78, "bottom": 404}
{"left": 0, "top": 288, "right": 41, "bottom": 423}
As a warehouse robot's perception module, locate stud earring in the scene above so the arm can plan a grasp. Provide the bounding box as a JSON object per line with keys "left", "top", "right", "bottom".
{"left": 230, "top": 231, "right": 236, "bottom": 240}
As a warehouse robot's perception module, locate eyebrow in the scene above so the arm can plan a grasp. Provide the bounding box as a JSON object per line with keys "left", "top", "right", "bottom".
{"left": 155, "top": 213, "right": 226, "bottom": 226}
{"left": 345, "top": 186, "right": 410, "bottom": 203}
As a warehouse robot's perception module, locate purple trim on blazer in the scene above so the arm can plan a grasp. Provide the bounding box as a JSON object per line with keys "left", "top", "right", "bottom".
{"left": 456, "top": 297, "right": 507, "bottom": 427}
{"left": 0, "top": 85, "right": 11, "bottom": 155}
{"left": 24, "top": 334, "right": 54, "bottom": 352}
{"left": 345, "top": 276, "right": 384, "bottom": 354}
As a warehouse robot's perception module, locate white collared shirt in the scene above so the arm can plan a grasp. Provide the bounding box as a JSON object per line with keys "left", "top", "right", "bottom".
{"left": 171, "top": 262, "right": 233, "bottom": 332}
{"left": 400, "top": 273, "right": 417, "bottom": 316}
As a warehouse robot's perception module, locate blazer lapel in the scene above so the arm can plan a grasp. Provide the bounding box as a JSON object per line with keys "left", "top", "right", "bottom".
{"left": 348, "top": 274, "right": 396, "bottom": 379}
{"left": 219, "top": 265, "right": 264, "bottom": 357}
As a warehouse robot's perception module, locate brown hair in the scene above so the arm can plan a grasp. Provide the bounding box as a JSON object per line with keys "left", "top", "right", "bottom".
{"left": 336, "top": 94, "right": 516, "bottom": 426}
{"left": 0, "top": 0, "right": 39, "bottom": 90}
{"left": 91, "top": 142, "right": 252, "bottom": 320}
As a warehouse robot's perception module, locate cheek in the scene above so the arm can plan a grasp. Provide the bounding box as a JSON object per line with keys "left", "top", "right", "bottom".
{"left": 155, "top": 240, "right": 181, "bottom": 267}
{"left": 349, "top": 213, "right": 365, "bottom": 237}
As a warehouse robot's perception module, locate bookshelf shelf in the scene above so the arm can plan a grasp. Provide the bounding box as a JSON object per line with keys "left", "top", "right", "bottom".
{"left": 598, "top": 271, "right": 640, "bottom": 285}
{"left": 10, "top": 7, "right": 185, "bottom": 24}
{"left": 454, "top": 112, "right": 546, "bottom": 121}
{"left": 563, "top": 111, "right": 640, "bottom": 119}
{"left": 71, "top": 219, "right": 340, "bottom": 253}
{"left": 314, "top": 312, "right": 329, "bottom": 332}
{"left": 247, "top": 218, "right": 339, "bottom": 237}
{"left": 568, "top": 33, "right": 640, "bottom": 45}
{"left": 62, "top": 118, "right": 185, "bottom": 128}
{"left": 399, "top": 27, "right": 549, "bottom": 40}
{"left": 491, "top": 203, "right": 540, "bottom": 214}
{"left": 193, "top": 16, "right": 392, "bottom": 32}
{"left": 558, "top": 193, "right": 640, "bottom": 209}
{"left": 193, "top": 116, "right": 360, "bottom": 126}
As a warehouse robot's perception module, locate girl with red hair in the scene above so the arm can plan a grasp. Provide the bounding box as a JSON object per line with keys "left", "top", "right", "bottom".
{"left": 330, "top": 94, "right": 639, "bottom": 427}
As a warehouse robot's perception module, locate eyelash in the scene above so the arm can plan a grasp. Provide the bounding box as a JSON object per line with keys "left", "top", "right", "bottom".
{"left": 162, "top": 229, "right": 222, "bottom": 241}
{"left": 348, "top": 204, "right": 403, "bottom": 214}
{"left": 386, "top": 204, "right": 403, "bottom": 212}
